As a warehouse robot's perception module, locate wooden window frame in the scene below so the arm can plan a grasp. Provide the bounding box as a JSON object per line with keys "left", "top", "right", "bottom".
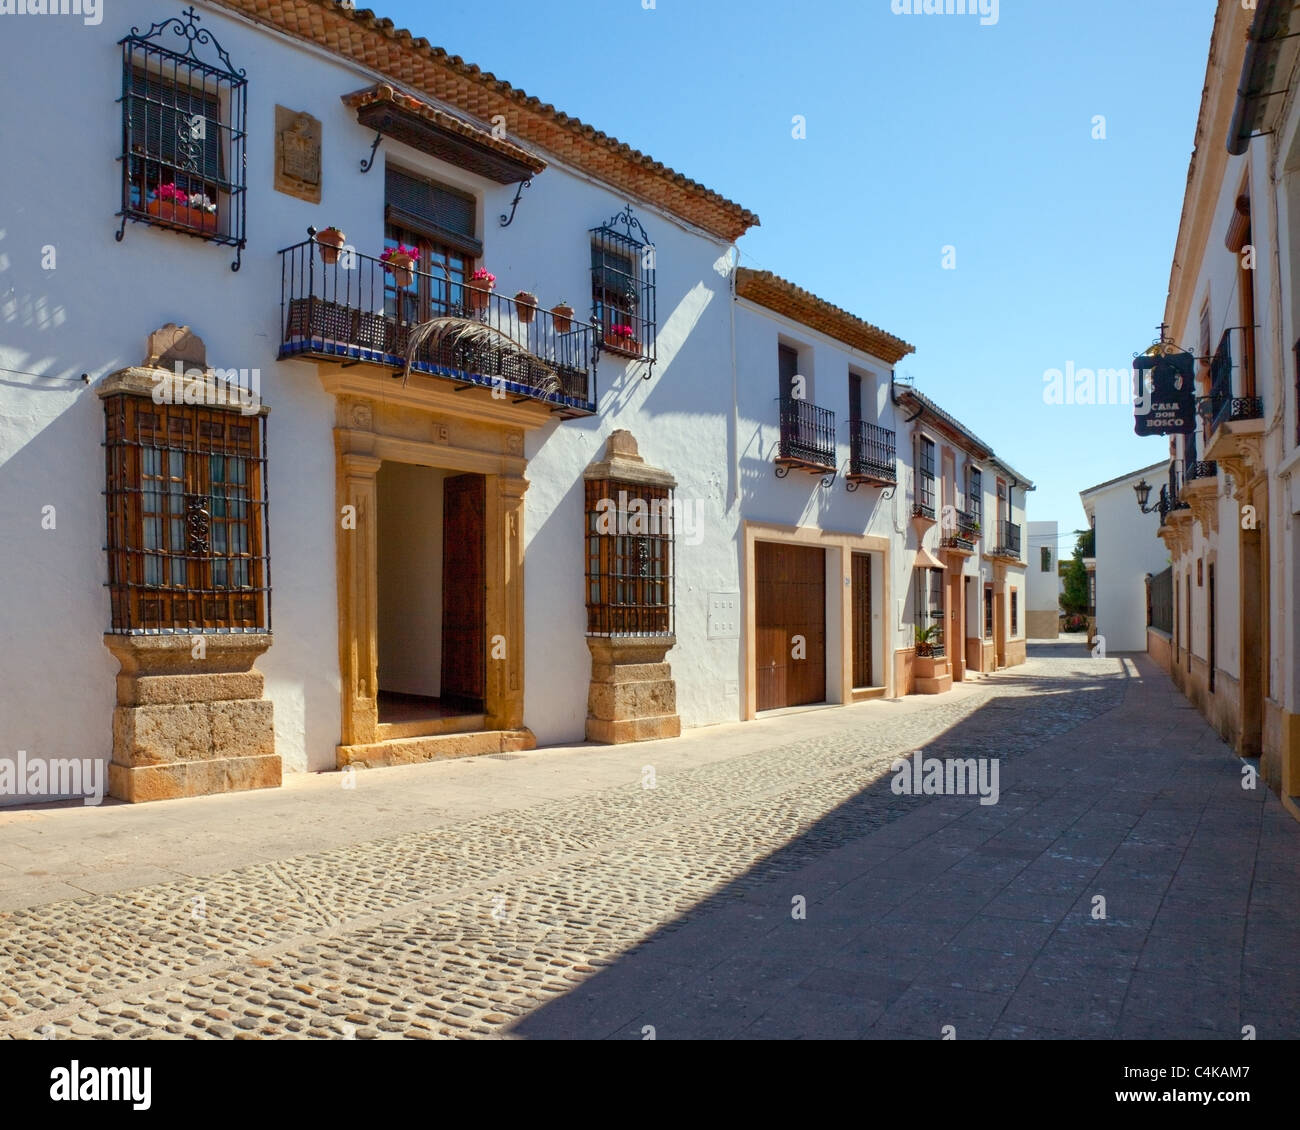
{"left": 105, "top": 395, "right": 268, "bottom": 633}
{"left": 585, "top": 478, "right": 674, "bottom": 636}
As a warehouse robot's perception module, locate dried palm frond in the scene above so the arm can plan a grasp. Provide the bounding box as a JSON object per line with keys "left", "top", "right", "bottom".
{"left": 402, "top": 317, "right": 565, "bottom": 399}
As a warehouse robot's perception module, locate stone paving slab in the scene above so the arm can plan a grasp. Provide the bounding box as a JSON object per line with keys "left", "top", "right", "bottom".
{"left": 0, "top": 645, "right": 1297, "bottom": 1039}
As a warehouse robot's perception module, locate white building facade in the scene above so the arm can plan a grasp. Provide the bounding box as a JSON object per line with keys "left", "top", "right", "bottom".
{"left": 0, "top": 0, "right": 1037, "bottom": 806}
{"left": 1025, "top": 521, "right": 1060, "bottom": 638}
{"left": 1079, "top": 464, "right": 1170, "bottom": 654}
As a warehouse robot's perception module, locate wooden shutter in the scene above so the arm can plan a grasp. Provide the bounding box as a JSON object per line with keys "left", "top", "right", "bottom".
{"left": 385, "top": 167, "right": 481, "bottom": 256}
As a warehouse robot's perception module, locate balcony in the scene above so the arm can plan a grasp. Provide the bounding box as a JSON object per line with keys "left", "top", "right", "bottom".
{"left": 774, "top": 397, "right": 836, "bottom": 475}
{"left": 1180, "top": 459, "right": 1219, "bottom": 535}
{"left": 1203, "top": 329, "right": 1265, "bottom": 488}
{"left": 847, "top": 420, "right": 897, "bottom": 487}
{"left": 989, "top": 519, "right": 1021, "bottom": 561}
{"left": 1207, "top": 330, "right": 1262, "bottom": 432}
{"left": 278, "top": 235, "right": 595, "bottom": 416}
{"left": 940, "top": 508, "right": 980, "bottom": 555}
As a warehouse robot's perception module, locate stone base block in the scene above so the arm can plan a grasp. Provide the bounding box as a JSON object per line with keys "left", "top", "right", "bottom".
{"left": 586, "top": 715, "right": 682, "bottom": 744}
{"left": 113, "top": 699, "right": 275, "bottom": 765}
{"left": 104, "top": 633, "right": 278, "bottom": 803}
{"left": 585, "top": 635, "right": 682, "bottom": 745}
{"left": 108, "top": 754, "right": 281, "bottom": 803}
{"left": 915, "top": 674, "right": 954, "bottom": 695}
{"left": 338, "top": 728, "right": 536, "bottom": 769}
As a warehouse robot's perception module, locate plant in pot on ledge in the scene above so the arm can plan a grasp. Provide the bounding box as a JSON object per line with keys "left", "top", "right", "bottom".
{"left": 550, "top": 299, "right": 575, "bottom": 334}
{"left": 913, "top": 623, "right": 943, "bottom": 679}
{"left": 466, "top": 268, "right": 496, "bottom": 315}
{"left": 605, "top": 322, "right": 639, "bottom": 354}
{"left": 148, "top": 182, "right": 218, "bottom": 234}
{"left": 315, "top": 226, "right": 346, "bottom": 264}
{"left": 514, "top": 288, "right": 539, "bottom": 324}
{"left": 380, "top": 244, "right": 420, "bottom": 288}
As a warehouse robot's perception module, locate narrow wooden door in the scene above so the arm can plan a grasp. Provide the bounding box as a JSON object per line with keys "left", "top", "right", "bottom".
{"left": 756, "top": 542, "right": 826, "bottom": 710}
{"left": 441, "top": 473, "right": 486, "bottom": 706}
{"left": 851, "top": 552, "right": 872, "bottom": 689}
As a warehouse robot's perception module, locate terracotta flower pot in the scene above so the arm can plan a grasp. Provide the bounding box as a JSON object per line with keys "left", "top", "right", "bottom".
{"left": 466, "top": 281, "right": 493, "bottom": 314}
{"left": 551, "top": 304, "right": 574, "bottom": 334}
{"left": 604, "top": 330, "right": 639, "bottom": 354}
{"left": 147, "top": 197, "right": 218, "bottom": 235}
{"left": 316, "top": 229, "right": 346, "bottom": 264}
{"left": 515, "top": 291, "right": 538, "bottom": 323}
{"left": 385, "top": 254, "right": 415, "bottom": 288}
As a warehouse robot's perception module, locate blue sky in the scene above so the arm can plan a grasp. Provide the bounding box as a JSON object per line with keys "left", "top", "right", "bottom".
{"left": 381, "top": 0, "right": 1215, "bottom": 547}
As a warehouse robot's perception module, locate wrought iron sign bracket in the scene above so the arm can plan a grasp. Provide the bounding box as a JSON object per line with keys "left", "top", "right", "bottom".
{"left": 360, "top": 129, "right": 383, "bottom": 174}
{"left": 499, "top": 179, "right": 531, "bottom": 227}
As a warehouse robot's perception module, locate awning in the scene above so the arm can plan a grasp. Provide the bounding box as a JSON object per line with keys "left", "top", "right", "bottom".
{"left": 914, "top": 546, "right": 945, "bottom": 570}
{"left": 342, "top": 84, "right": 547, "bottom": 184}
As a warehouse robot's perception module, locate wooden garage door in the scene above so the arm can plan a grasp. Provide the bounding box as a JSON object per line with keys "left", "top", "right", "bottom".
{"left": 755, "top": 542, "right": 826, "bottom": 711}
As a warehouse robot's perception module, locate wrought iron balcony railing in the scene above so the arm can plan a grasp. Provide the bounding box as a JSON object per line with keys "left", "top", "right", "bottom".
{"left": 775, "top": 397, "right": 836, "bottom": 472}
{"left": 1208, "top": 329, "right": 1263, "bottom": 432}
{"left": 848, "top": 420, "right": 897, "bottom": 484}
{"left": 993, "top": 520, "right": 1021, "bottom": 558}
{"left": 941, "top": 508, "right": 980, "bottom": 552}
{"left": 1184, "top": 459, "right": 1218, "bottom": 482}
{"left": 278, "top": 234, "right": 595, "bottom": 414}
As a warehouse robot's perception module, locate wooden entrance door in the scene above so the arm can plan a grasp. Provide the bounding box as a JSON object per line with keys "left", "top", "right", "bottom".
{"left": 851, "top": 552, "right": 872, "bottom": 689}
{"left": 755, "top": 542, "right": 826, "bottom": 710}
{"left": 995, "top": 590, "right": 1006, "bottom": 668}
{"left": 441, "top": 473, "right": 486, "bottom": 706}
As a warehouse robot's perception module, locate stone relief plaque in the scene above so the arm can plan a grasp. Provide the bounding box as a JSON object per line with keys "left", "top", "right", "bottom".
{"left": 275, "top": 106, "right": 322, "bottom": 203}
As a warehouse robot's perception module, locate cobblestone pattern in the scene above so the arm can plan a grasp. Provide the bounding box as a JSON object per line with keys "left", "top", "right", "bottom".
{"left": 1, "top": 657, "right": 1124, "bottom": 1039}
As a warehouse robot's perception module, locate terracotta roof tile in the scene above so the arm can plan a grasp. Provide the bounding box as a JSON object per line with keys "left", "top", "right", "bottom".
{"left": 734, "top": 268, "right": 915, "bottom": 365}
{"left": 209, "top": 0, "right": 759, "bottom": 240}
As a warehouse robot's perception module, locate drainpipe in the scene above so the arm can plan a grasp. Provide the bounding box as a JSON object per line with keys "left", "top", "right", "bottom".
{"left": 1227, "top": 0, "right": 1289, "bottom": 157}
{"left": 728, "top": 244, "right": 740, "bottom": 509}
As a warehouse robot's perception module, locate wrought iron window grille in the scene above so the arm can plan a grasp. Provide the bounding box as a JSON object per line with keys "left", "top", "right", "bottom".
{"left": 116, "top": 6, "right": 248, "bottom": 271}
{"left": 584, "top": 478, "right": 674, "bottom": 637}
{"left": 103, "top": 395, "right": 270, "bottom": 634}
{"left": 590, "top": 204, "right": 657, "bottom": 377}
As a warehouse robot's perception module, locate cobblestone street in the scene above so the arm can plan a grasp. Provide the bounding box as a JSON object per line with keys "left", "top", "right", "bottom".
{"left": 2, "top": 643, "right": 1297, "bottom": 1040}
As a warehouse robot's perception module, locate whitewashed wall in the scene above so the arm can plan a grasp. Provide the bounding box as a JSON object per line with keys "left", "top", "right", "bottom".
{"left": 1026, "top": 521, "right": 1058, "bottom": 615}
{"left": 1082, "top": 470, "right": 1170, "bottom": 654}
{"left": 733, "top": 299, "right": 914, "bottom": 668}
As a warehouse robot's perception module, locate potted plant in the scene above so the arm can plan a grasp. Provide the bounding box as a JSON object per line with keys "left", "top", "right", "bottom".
{"left": 551, "top": 300, "right": 574, "bottom": 334}
{"left": 914, "top": 623, "right": 938, "bottom": 659}
{"left": 605, "top": 322, "right": 638, "bottom": 353}
{"left": 315, "top": 226, "right": 346, "bottom": 264}
{"left": 514, "top": 289, "right": 539, "bottom": 324}
{"left": 147, "top": 182, "right": 218, "bottom": 234}
{"left": 467, "top": 268, "right": 496, "bottom": 314}
{"left": 380, "top": 244, "right": 420, "bottom": 288}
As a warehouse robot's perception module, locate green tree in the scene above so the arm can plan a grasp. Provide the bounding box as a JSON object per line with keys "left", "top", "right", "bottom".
{"left": 1060, "top": 530, "right": 1091, "bottom": 615}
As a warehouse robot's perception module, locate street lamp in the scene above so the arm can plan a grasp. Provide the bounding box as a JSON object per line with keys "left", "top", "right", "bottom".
{"left": 1133, "top": 478, "right": 1158, "bottom": 513}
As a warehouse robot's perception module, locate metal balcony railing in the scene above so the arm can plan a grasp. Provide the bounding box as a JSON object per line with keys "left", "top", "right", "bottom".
{"left": 776, "top": 397, "right": 836, "bottom": 471}
{"left": 994, "top": 520, "right": 1021, "bottom": 558}
{"left": 278, "top": 234, "right": 595, "bottom": 413}
{"left": 941, "top": 508, "right": 980, "bottom": 551}
{"left": 1184, "top": 459, "right": 1218, "bottom": 482}
{"left": 848, "top": 420, "right": 897, "bottom": 484}
{"left": 1209, "top": 329, "right": 1263, "bottom": 431}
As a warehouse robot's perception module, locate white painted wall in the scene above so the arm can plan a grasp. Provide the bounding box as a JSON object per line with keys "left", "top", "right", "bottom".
{"left": 1026, "top": 520, "right": 1059, "bottom": 615}
{"left": 1081, "top": 467, "right": 1170, "bottom": 653}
